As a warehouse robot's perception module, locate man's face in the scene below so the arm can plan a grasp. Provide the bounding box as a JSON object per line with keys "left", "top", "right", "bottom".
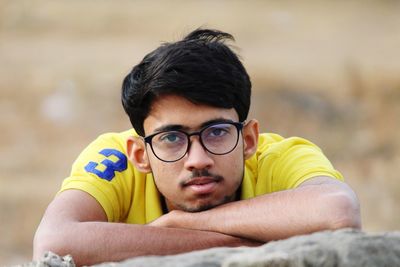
{"left": 142, "top": 95, "right": 245, "bottom": 212}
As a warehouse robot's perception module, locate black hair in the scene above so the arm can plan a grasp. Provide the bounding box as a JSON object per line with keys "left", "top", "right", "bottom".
{"left": 121, "top": 28, "right": 251, "bottom": 136}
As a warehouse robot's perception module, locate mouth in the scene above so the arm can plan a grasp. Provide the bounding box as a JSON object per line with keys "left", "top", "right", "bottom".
{"left": 182, "top": 176, "right": 222, "bottom": 195}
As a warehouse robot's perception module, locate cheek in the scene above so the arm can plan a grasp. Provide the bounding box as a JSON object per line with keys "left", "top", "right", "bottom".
{"left": 149, "top": 157, "right": 181, "bottom": 192}
{"left": 217, "top": 150, "right": 244, "bottom": 183}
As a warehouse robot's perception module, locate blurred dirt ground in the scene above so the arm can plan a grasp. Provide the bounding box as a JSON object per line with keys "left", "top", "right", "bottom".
{"left": 1, "top": 0, "right": 400, "bottom": 265}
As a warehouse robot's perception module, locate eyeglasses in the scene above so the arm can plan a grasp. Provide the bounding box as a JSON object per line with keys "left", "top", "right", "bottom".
{"left": 143, "top": 121, "right": 244, "bottom": 162}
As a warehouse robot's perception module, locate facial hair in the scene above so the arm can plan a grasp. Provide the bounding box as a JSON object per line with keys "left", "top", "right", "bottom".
{"left": 176, "top": 168, "right": 244, "bottom": 212}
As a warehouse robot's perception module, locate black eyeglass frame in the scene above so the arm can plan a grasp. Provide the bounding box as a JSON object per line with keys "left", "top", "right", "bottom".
{"left": 143, "top": 121, "right": 245, "bottom": 163}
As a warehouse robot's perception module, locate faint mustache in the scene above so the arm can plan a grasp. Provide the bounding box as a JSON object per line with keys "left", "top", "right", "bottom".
{"left": 180, "top": 169, "right": 223, "bottom": 187}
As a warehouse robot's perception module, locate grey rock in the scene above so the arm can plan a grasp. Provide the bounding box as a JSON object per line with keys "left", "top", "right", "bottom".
{"left": 96, "top": 229, "right": 400, "bottom": 267}
{"left": 21, "top": 229, "right": 400, "bottom": 267}
{"left": 222, "top": 229, "right": 400, "bottom": 267}
{"left": 16, "top": 251, "right": 76, "bottom": 267}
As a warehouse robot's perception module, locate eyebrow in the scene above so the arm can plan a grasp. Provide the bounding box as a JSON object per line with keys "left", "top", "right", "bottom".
{"left": 152, "top": 118, "right": 235, "bottom": 133}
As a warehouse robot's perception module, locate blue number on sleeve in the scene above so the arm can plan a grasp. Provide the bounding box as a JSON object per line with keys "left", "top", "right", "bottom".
{"left": 84, "top": 149, "right": 128, "bottom": 181}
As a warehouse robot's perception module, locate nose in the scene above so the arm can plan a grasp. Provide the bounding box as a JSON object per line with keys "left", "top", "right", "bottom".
{"left": 183, "top": 137, "right": 214, "bottom": 171}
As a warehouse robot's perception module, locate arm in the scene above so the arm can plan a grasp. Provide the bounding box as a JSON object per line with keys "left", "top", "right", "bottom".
{"left": 33, "top": 190, "right": 261, "bottom": 266}
{"left": 150, "top": 176, "right": 361, "bottom": 242}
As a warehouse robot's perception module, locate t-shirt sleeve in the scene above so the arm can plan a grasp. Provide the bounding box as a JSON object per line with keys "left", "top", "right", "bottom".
{"left": 59, "top": 132, "right": 135, "bottom": 222}
{"left": 257, "top": 136, "right": 344, "bottom": 193}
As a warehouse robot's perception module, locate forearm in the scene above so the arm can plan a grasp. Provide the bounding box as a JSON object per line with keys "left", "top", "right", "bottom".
{"left": 164, "top": 178, "right": 361, "bottom": 242}
{"left": 34, "top": 220, "right": 260, "bottom": 266}
{"left": 207, "top": 186, "right": 359, "bottom": 241}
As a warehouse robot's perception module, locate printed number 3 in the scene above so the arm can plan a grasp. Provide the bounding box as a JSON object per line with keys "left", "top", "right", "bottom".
{"left": 85, "top": 149, "right": 128, "bottom": 181}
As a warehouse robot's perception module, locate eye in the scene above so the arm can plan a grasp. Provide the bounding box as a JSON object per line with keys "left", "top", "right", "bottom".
{"left": 210, "top": 128, "right": 227, "bottom": 137}
{"left": 206, "top": 125, "right": 231, "bottom": 138}
{"left": 159, "top": 132, "right": 184, "bottom": 143}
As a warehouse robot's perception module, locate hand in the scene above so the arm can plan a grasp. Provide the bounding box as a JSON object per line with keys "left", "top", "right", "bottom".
{"left": 148, "top": 210, "right": 187, "bottom": 228}
{"left": 148, "top": 211, "right": 264, "bottom": 248}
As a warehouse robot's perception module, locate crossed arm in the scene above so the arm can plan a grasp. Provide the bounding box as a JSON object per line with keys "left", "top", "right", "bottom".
{"left": 33, "top": 176, "right": 360, "bottom": 266}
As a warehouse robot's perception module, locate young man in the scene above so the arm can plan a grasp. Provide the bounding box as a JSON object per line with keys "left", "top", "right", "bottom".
{"left": 33, "top": 29, "right": 361, "bottom": 266}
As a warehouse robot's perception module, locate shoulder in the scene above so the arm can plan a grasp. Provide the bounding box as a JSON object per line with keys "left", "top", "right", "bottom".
{"left": 252, "top": 133, "right": 333, "bottom": 177}
{"left": 78, "top": 129, "right": 137, "bottom": 157}
{"left": 251, "top": 133, "right": 343, "bottom": 190}
{"left": 255, "top": 133, "right": 322, "bottom": 159}
{"left": 89, "top": 129, "right": 137, "bottom": 149}
{"left": 246, "top": 132, "right": 320, "bottom": 170}
{"left": 71, "top": 129, "right": 137, "bottom": 178}
{"left": 245, "top": 132, "right": 338, "bottom": 178}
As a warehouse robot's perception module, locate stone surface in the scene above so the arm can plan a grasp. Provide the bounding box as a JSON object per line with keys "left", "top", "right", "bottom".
{"left": 25, "top": 229, "right": 400, "bottom": 267}
{"left": 95, "top": 229, "right": 400, "bottom": 267}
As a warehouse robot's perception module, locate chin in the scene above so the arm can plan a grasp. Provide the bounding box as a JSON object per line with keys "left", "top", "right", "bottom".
{"left": 181, "top": 194, "right": 235, "bottom": 212}
{"left": 184, "top": 203, "right": 216, "bottom": 212}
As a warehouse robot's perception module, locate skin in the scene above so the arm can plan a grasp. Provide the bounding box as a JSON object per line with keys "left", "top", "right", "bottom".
{"left": 129, "top": 95, "right": 256, "bottom": 213}
{"left": 149, "top": 176, "right": 361, "bottom": 241}
{"left": 33, "top": 95, "right": 361, "bottom": 266}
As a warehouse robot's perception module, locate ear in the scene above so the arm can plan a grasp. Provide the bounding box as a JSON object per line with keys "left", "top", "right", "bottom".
{"left": 242, "top": 119, "right": 259, "bottom": 159}
{"left": 126, "top": 136, "right": 152, "bottom": 173}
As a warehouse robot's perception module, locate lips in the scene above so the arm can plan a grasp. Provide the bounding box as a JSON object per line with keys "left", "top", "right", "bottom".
{"left": 182, "top": 176, "right": 222, "bottom": 195}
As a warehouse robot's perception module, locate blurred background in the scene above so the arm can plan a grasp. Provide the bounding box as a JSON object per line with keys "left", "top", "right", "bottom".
{"left": 1, "top": 0, "right": 399, "bottom": 264}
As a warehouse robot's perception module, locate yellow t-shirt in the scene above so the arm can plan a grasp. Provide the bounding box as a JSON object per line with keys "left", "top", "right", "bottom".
{"left": 60, "top": 130, "right": 343, "bottom": 224}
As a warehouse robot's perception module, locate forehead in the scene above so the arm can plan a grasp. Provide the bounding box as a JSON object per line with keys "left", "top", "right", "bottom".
{"left": 143, "top": 95, "right": 239, "bottom": 133}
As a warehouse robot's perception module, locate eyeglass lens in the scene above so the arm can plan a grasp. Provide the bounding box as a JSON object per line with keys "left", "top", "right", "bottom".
{"left": 150, "top": 123, "right": 240, "bottom": 162}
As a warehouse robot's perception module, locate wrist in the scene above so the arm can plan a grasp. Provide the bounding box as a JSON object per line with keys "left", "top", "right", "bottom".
{"left": 169, "top": 210, "right": 192, "bottom": 228}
